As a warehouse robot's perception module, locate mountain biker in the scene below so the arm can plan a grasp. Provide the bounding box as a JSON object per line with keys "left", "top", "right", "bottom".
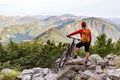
{"left": 67, "top": 21, "right": 92, "bottom": 63}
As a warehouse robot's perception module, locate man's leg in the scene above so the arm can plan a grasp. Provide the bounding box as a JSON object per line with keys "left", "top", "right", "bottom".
{"left": 74, "top": 46, "right": 77, "bottom": 55}
{"left": 74, "top": 42, "right": 83, "bottom": 59}
{"left": 84, "top": 42, "right": 90, "bottom": 63}
{"left": 73, "top": 46, "right": 78, "bottom": 59}
{"left": 85, "top": 52, "right": 89, "bottom": 61}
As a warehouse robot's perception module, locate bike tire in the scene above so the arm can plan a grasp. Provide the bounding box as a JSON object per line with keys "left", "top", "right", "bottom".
{"left": 59, "top": 51, "right": 67, "bottom": 68}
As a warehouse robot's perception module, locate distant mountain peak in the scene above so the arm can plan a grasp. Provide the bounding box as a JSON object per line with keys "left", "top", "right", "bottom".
{"left": 61, "top": 14, "right": 76, "bottom": 17}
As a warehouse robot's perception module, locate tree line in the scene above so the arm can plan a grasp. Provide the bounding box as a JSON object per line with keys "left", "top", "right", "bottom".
{"left": 0, "top": 34, "right": 120, "bottom": 71}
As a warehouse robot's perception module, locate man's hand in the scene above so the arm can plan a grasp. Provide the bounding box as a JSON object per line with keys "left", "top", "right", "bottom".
{"left": 66, "top": 35, "right": 70, "bottom": 37}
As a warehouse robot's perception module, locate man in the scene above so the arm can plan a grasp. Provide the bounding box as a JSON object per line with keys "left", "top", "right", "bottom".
{"left": 67, "top": 21, "right": 92, "bottom": 63}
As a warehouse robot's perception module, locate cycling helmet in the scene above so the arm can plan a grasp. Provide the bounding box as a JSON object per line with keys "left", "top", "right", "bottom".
{"left": 81, "top": 21, "right": 86, "bottom": 27}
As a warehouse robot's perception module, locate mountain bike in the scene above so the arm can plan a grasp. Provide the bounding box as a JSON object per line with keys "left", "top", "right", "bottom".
{"left": 59, "top": 36, "right": 81, "bottom": 68}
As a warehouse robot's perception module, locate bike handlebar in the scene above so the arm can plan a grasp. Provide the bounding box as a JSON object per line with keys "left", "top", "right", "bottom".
{"left": 67, "top": 36, "right": 81, "bottom": 41}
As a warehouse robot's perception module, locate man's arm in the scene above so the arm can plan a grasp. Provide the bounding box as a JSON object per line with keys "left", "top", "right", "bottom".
{"left": 67, "top": 30, "right": 80, "bottom": 37}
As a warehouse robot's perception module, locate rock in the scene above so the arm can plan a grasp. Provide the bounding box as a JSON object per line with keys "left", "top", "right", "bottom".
{"left": 43, "top": 68, "right": 49, "bottom": 75}
{"left": 97, "top": 59, "right": 106, "bottom": 67}
{"left": 32, "top": 72, "right": 44, "bottom": 78}
{"left": 93, "top": 74, "right": 103, "bottom": 80}
{"left": 57, "top": 70, "right": 76, "bottom": 80}
{"left": 86, "top": 58, "right": 95, "bottom": 66}
{"left": 82, "top": 70, "right": 94, "bottom": 79}
{"left": 33, "top": 77, "right": 45, "bottom": 80}
{"left": 22, "top": 69, "right": 35, "bottom": 75}
{"left": 106, "top": 77, "right": 111, "bottom": 80}
{"left": 66, "top": 56, "right": 84, "bottom": 65}
{"left": 107, "top": 69, "right": 120, "bottom": 80}
{"left": 0, "top": 68, "right": 14, "bottom": 73}
{"left": 90, "top": 54, "right": 105, "bottom": 67}
{"left": 44, "top": 72, "right": 58, "bottom": 80}
{"left": 104, "top": 54, "right": 117, "bottom": 66}
{"left": 90, "top": 54, "right": 103, "bottom": 62}
{"left": 108, "top": 60, "right": 115, "bottom": 66}
{"left": 32, "top": 67, "right": 43, "bottom": 73}
{"left": 106, "top": 54, "right": 117, "bottom": 60}
{"left": 71, "top": 65, "right": 86, "bottom": 72}
{"left": 22, "top": 75, "right": 31, "bottom": 80}
{"left": 96, "top": 66, "right": 103, "bottom": 74}
{"left": 15, "top": 54, "right": 120, "bottom": 80}
{"left": 100, "top": 73, "right": 110, "bottom": 80}
{"left": 87, "top": 65, "right": 96, "bottom": 70}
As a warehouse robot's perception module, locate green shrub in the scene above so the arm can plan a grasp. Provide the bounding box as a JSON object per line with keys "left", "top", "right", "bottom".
{"left": 113, "top": 39, "right": 120, "bottom": 55}
{"left": 78, "top": 48, "right": 85, "bottom": 58}
{"left": 0, "top": 40, "right": 67, "bottom": 70}
{"left": 115, "top": 56, "right": 120, "bottom": 68}
{"left": 0, "top": 70, "right": 20, "bottom": 80}
{"left": 91, "top": 34, "right": 114, "bottom": 57}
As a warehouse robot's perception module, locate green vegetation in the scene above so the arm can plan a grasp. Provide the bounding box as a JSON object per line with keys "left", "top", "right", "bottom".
{"left": 115, "top": 56, "right": 120, "bottom": 68}
{"left": 0, "top": 40, "right": 67, "bottom": 71}
{"left": 90, "top": 34, "right": 114, "bottom": 57}
{"left": 0, "top": 70, "right": 20, "bottom": 80}
{"left": 0, "top": 33, "right": 120, "bottom": 71}
{"left": 90, "top": 34, "right": 120, "bottom": 57}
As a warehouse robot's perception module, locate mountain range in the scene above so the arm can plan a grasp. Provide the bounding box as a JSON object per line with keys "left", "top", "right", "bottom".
{"left": 0, "top": 14, "right": 120, "bottom": 44}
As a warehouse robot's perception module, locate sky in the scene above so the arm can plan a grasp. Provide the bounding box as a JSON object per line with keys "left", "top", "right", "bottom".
{"left": 0, "top": 0, "right": 120, "bottom": 18}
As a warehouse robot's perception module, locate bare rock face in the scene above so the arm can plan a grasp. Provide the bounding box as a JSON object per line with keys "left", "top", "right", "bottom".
{"left": 9, "top": 54, "right": 120, "bottom": 80}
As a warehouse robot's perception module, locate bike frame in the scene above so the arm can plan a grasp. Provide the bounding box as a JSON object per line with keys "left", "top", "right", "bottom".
{"left": 58, "top": 36, "right": 81, "bottom": 68}
{"left": 67, "top": 36, "right": 80, "bottom": 57}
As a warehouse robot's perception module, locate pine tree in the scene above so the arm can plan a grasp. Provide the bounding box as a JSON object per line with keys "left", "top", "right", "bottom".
{"left": 92, "top": 34, "right": 113, "bottom": 57}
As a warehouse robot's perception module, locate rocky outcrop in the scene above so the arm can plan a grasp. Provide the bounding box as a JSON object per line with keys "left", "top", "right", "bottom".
{"left": 4, "top": 54, "right": 120, "bottom": 80}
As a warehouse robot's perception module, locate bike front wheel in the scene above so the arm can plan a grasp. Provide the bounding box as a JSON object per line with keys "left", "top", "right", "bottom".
{"left": 59, "top": 51, "right": 67, "bottom": 68}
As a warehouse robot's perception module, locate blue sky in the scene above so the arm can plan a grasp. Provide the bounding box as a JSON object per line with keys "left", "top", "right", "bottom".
{"left": 0, "top": 0, "right": 120, "bottom": 18}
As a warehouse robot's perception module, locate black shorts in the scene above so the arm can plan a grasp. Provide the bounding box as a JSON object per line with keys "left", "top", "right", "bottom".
{"left": 76, "top": 42, "right": 90, "bottom": 52}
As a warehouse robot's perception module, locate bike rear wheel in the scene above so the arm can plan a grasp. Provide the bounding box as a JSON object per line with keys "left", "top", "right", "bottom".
{"left": 59, "top": 51, "right": 67, "bottom": 68}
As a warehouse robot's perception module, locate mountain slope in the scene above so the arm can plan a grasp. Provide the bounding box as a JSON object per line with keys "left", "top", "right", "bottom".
{"left": 35, "top": 28, "right": 70, "bottom": 43}
{"left": 0, "top": 22, "right": 55, "bottom": 43}
{"left": 59, "top": 17, "right": 120, "bottom": 43}
{"left": 0, "top": 15, "right": 50, "bottom": 27}
{"left": 0, "top": 15, "right": 120, "bottom": 43}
